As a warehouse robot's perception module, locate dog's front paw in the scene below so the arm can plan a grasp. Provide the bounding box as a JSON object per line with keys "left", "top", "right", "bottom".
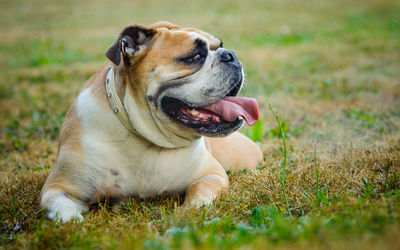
{"left": 42, "top": 190, "right": 88, "bottom": 223}
{"left": 183, "top": 178, "right": 223, "bottom": 209}
{"left": 183, "top": 194, "right": 214, "bottom": 209}
{"left": 48, "top": 208, "right": 84, "bottom": 223}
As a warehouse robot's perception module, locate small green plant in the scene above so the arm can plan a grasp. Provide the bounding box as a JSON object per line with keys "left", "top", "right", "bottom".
{"left": 266, "top": 120, "right": 289, "bottom": 138}
{"left": 312, "top": 142, "right": 329, "bottom": 206}
{"left": 250, "top": 120, "right": 263, "bottom": 142}
{"left": 266, "top": 119, "right": 306, "bottom": 139}
{"left": 267, "top": 102, "right": 292, "bottom": 217}
{"left": 362, "top": 177, "right": 374, "bottom": 198}
{"left": 242, "top": 119, "right": 263, "bottom": 142}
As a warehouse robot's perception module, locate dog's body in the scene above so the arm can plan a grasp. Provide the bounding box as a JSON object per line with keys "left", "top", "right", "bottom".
{"left": 40, "top": 22, "right": 263, "bottom": 222}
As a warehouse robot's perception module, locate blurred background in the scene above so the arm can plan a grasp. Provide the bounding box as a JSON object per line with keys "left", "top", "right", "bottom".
{"left": 1, "top": 0, "right": 398, "bottom": 170}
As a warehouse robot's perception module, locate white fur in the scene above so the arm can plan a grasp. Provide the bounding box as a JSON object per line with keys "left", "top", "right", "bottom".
{"left": 76, "top": 87, "right": 210, "bottom": 198}
{"left": 41, "top": 84, "right": 219, "bottom": 222}
{"left": 42, "top": 190, "right": 88, "bottom": 222}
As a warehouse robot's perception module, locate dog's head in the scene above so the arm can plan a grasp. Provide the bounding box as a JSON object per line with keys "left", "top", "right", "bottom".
{"left": 105, "top": 22, "right": 258, "bottom": 147}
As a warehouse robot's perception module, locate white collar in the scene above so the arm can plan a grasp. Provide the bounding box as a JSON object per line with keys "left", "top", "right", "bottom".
{"left": 105, "top": 65, "right": 140, "bottom": 137}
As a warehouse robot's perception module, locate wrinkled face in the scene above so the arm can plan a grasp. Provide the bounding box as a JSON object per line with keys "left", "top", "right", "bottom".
{"left": 106, "top": 22, "right": 249, "bottom": 144}
{"left": 148, "top": 26, "right": 244, "bottom": 137}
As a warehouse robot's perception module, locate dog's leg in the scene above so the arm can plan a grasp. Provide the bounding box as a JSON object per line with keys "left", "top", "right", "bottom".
{"left": 41, "top": 189, "right": 89, "bottom": 222}
{"left": 206, "top": 132, "right": 263, "bottom": 171}
{"left": 183, "top": 158, "right": 229, "bottom": 208}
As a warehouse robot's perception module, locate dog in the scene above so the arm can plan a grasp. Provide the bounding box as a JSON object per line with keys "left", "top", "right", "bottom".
{"left": 40, "top": 21, "right": 263, "bottom": 222}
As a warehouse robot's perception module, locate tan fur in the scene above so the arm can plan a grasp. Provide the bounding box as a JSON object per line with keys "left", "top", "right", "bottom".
{"left": 206, "top": 132, "right": 263, "bottom": 171}
{"left": 184, "top": 153, "right": 229, "bottom": 207}
{"left": 151, "top": 21, "right": 222, "bottom": 50}
{"left": 40, "top": 22, "right": 263, "bottom": 222}
{"left": 57, "top": 101, "right": 83, "bottom": 156}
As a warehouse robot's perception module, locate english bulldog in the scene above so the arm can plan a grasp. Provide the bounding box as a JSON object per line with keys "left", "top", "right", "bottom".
{"left": 40, "top": 21, "right": 263, "bottom": 222}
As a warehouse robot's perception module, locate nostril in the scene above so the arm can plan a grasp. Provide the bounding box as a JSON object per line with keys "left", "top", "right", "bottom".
{"left": 219, "top": 50, "right": 235, "bottom": 62}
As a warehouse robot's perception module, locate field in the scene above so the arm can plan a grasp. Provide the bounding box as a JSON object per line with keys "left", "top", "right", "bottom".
{"left": 1, "top": 0, "right": 399, "bottom": 249}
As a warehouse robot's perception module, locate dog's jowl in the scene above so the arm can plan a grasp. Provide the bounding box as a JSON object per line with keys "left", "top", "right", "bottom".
{"left": 40, "top": 21, "right": 263, "bottom": 222}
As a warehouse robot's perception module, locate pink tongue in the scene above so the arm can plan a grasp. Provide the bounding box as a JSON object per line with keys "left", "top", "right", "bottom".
{"left": 202, "top": 96, "right": 259, "bottom": 126}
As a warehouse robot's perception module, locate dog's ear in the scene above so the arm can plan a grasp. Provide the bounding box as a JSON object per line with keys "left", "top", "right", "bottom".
{"left": 105, "top": 25, "right": 155, "bottom": 66}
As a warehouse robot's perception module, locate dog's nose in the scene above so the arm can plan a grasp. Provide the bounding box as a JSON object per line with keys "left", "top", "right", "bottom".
{"left": 217, "top": 49, "right": 237, "bottom": 63}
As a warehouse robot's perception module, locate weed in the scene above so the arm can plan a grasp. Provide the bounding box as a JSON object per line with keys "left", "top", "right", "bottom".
{"left": 267, "top": 102, "right": 292, "bottom": 218}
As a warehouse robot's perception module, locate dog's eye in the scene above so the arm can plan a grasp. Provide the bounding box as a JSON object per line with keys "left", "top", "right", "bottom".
{"left": 177, "top": 47, "right": 208, "bottom": 65}
{"left": 187, "top": 54, "right": 202, "bottom": 62}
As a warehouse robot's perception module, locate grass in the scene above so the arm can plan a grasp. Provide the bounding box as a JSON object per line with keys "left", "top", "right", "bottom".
{"left": 313, "top": 143, "right": 321, "bottom": 206}
{"left": 267, "top": 102, "right": 291, "bottom": 218}
{"left": 1, "top": 0, "right": 400, "bottom": 249}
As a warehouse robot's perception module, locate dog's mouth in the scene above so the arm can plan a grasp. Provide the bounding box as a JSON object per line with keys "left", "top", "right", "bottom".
{"left": 160, "top": 82, "right": 259, "bottom": 136}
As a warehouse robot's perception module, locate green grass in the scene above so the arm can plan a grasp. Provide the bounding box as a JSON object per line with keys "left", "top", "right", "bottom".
{"left": 267, "top": 102, "right": 291, "bottom": 218}
{"left": 1, "top": 0, "right": 400, "bottom": 249}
